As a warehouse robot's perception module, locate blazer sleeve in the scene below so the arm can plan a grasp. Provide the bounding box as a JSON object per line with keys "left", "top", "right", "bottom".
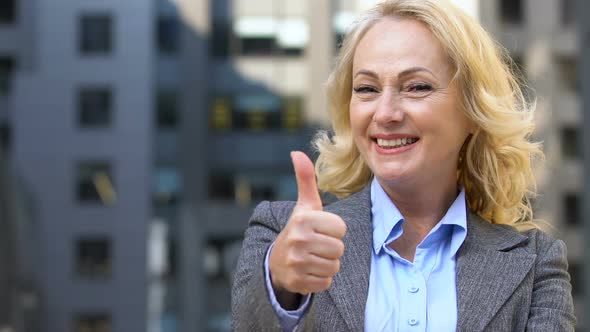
{"left": 231, "top": 201, "right": 318, "bottom": 332}
{"left": 526, "top": 234, "right": 576, "bottom": 331}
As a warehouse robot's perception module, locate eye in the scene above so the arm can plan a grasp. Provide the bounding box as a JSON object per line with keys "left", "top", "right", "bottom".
{"left": 406, "top": 83, "right": 433, "bottom": 94}
{"left": 353, "top": 85, "right": 378, "bottom": 94}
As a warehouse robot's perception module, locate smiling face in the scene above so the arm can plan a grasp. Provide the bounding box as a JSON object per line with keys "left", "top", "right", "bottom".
{"left": 350, "top": 17, "right": 472, "bottom": 193}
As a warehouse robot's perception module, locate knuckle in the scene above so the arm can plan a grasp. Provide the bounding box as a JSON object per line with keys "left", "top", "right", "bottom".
{"left": 285, "top": 253, "right": 304, "bottom": 268}
{"left": 288, "top": 213, "right": 304, "bottom": 226}
{"left": 287, "top": 233, "right": 309, "bottom": 249}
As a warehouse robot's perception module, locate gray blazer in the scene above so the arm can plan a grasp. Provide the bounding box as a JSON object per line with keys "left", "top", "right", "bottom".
{"left": 231, "top": 185, "right": 576, "bottom": 331}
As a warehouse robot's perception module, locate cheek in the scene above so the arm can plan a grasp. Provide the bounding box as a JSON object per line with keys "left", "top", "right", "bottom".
{"left": 349, "top": 106, "right": 366, "bottom": 135}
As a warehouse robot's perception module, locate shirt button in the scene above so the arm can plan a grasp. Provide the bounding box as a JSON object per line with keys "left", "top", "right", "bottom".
{"left": 408, "top": 318, "right": 419, "bottom": 326}
{"left": 408, "top": 286, "right": 419, "bottom": 293}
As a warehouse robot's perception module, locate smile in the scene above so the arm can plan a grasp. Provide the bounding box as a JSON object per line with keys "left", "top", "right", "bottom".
{"left": 375, "top": 137, "right": 419, "bottom": 149}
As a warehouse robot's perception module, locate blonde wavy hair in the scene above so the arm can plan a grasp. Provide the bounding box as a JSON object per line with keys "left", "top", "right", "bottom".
{"left": 313, "top": 0, "right": 543, "bottom": 229}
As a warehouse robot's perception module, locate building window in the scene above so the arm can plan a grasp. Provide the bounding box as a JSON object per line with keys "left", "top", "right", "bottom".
{"left": 233, "top": 93, "right": 282, "bottom": 131}
{"left": 210, "top": 94, "right": 304, "bottom": 132}
{"left": 556, "top": 56, "right": 579, "bottom": 94}
{"left": 500, "top": 0, "right": 523, "bottom": 24}
{"left": 77, "top": 162, "right": 116, "bottom": 205}
{"left": 562, "top": 0, "right": 575, "bottom": 26}
{"left": 282, "top": 96, "right": 303, "bottom": 131}
{"left": 0, "top": 57, "right": 15, "bottom": 95}
{"left": 80, "top": 14, "right": 113, "bottom": 55}
{"left": 78, "top": 87, "right": 112, "bottom": 128}
{"left": 153, "top": 167, "right": 182, "bottom": 206}
{"left": 208, "top": 171, "right": 295, "bottom": 204}
{"left": 564, "top": 193, "right": 580, "bottom": 226}
{"left": 157, "top": 16, "right": 180, "bottom": 54}
{"left": 0, "top": 0, "right": 15, "bottom": 23}
{"left": 156, "top": 90, "right": 179, "bottom": 129}
{"left": 561, "top": 127, "right": 580, "bottom": 159}
{"left": 208, "top": 171, "right": 234, "bottom": 201}
{"left": 210, "top": 96, "right": 232, "bottom": 131}
{"left": 74, "top": 313, "right": 111, "bottom": 332}
{"left": 211, "top": 20, "right": 231, "bottom": 57}
{"left": 76, "top": 237, "right": 112, "bottom": 278}
{"left": 0, "top": 123, "right": 10, "bottom": 153}
{"left": 211, "top": 17, "right": 308, "bottom": 57}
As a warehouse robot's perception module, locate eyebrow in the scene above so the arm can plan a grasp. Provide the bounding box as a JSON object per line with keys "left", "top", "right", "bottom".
{"left": 353, "top": 66, "right": 436, "bottom": 79}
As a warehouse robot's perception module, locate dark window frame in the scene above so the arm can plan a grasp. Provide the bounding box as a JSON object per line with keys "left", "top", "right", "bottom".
{"left": 75, "top": 237, "right": 112, "bottom": 279}
{"left": 500, "top": 0, "right": 523, "bottom": 25}
{"left": 157, "top": 16, "right": 180, "bottom": 54}
{"left": 156, "top": 89, "right": 179, "bottom": 129}
{"left": 76, "top": 161, "right": 115, "bottom": 204}
{"left": 563, "top": 192, "right": 580, "bottom": 226}
{"left": 0, "top": 56, "right": 15, "bottom": 95}
{"left": 0, "top": 0, "right": 16, "bottom": 24}
{"left": 78, "top": 86, "right": 113, "bottom": 128}
{"left": 561, "top": 127, "right": 580, "bottom": 160}
{"left": 79, "top": 13, "right": 114, "bottom": 55}
{"left": 73, "top": 312, "right": 112, "bottom": 332}
{"left": 561, "top": 0, "right": 575, "bottom": 26}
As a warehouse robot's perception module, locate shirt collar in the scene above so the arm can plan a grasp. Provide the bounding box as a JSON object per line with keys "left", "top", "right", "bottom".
{"left": 370, "top": 178, "right": 468, "bottom": 256}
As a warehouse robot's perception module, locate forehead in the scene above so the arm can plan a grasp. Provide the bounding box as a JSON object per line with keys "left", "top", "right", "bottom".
{"left": 353, "top": 17, "right": 452, "bottom": 77}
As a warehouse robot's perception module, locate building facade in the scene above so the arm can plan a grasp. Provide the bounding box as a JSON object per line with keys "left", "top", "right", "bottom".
{"left": 0, "top": 0, "right": 583, "bottom": 331}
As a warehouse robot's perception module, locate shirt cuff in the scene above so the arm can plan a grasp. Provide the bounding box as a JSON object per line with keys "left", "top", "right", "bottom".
{"left": 264, "top": 242, "right": 311, "bottom": 332}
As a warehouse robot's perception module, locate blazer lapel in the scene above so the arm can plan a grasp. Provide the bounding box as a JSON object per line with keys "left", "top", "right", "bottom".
{"left": 324, "top": 186, "right": 373, "bottom": 332}
{"left": 456, "top": 211, "right": 536, "bottom": 332}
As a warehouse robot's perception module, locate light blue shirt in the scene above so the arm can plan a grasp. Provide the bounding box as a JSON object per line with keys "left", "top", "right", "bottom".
{"left": 265, "top": 179, "right": 467, "bottom": 331}
{"left": 365, "top": 179, "right": 467, "bottom": 331}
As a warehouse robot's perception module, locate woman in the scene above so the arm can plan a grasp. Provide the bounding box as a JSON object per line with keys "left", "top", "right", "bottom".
{"left": 231, "top": 0, "right": 575, "bottom": 331}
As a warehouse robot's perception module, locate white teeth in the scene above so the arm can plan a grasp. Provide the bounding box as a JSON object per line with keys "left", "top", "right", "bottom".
{"left": 376, "top": 137, "right": 418, "bottom": 149}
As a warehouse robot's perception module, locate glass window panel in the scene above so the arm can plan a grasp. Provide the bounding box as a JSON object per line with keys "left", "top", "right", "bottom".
{"left": 556, "top": 56, "right": 579, "bottom": 93}
{"left": 500, "top": 0, "right": 523, "bottom": 24}
{"left": 75, "top": 237, "right": 112, "bottom": 278}
{"left": 80, "top": 14, "right": 113, "bottom": 54}
{"left": 564, "top": 192, "right": 580, "bottom": 226}
{"left": 561, "top": 127, "right": 580, "bottom": 159}
{"left": 0, "top": 0, "right": 15, "bottom": 23}
{"left": 154, "top": 167, "right": 182, "bottom": 206}
{"left": 210, "top": 96, "right": 232, "bottom": 131}
{"left": 156, "top": 90, "right": 179, "bottom": 129}
{"left": 0, "top": 57, "right": 15, "bottom": 95}
{"left": 77, "top": 161, "right": 115, "bottom": 204}
{"left": 562, "top": 0, "right": 575, "bottom": 25}
{"left": 79, "top": 87, "right": 112, "bottom": 127}
{"left": 157, "top": 17, "right": 180, "bottom": 54}
{"left": 0, "top": 123, "right": 10, "bottom": 153}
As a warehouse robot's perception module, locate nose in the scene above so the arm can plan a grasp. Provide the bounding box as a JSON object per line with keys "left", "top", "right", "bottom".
{"left": 372, "top": 88, "right": 405, "bottom": 125}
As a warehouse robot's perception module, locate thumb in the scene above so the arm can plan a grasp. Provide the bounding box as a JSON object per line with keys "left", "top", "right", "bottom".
{"left": 291, "top": 151, "right": 322, "bottom": 211}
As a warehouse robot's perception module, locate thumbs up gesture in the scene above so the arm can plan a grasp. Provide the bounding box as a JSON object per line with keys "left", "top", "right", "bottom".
{"left": 269, "top": 151, "right": 347, "bottom": 298}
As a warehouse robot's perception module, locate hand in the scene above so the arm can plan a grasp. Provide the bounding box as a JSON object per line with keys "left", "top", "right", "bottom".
{"left": 269, "top": 151, "right": 347, "bottom": 299}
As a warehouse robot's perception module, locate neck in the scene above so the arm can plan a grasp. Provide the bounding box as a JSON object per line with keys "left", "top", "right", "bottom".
{"left": 377, "top": 175, "right": 459, "bottom": 237}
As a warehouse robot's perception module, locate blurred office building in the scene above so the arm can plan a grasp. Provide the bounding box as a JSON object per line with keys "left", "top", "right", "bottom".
{"left": 0, "top": 0, "right": 584, "bottom": 332}
{"left": 478, "top": 0, "right": 584, "bottom": 328}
